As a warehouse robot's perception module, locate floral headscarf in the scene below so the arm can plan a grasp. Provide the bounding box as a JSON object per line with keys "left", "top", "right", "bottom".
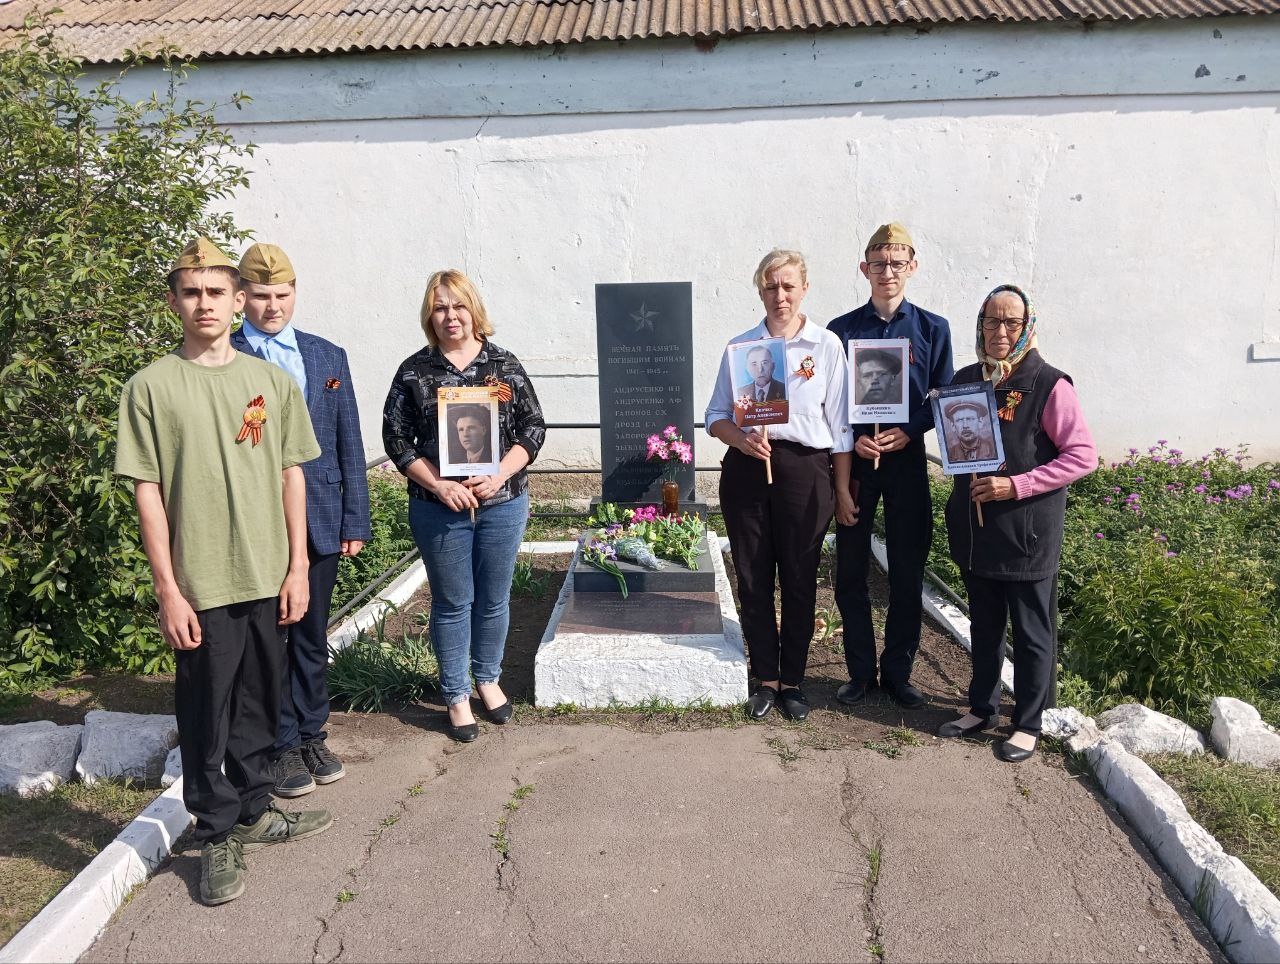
{"left": 977, "top": 284, "right": 1038, "bottom": 383}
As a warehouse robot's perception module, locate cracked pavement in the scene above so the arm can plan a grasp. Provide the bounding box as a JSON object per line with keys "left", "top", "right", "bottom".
{"left": 84, "top": 709, "right": 1222, "bottom": 963}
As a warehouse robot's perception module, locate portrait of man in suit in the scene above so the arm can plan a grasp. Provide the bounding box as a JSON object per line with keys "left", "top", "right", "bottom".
{"left": 853, "top": 347, "right": 904, "bottom": 405}
{"left": 735, "top": 343, "right": 786, "bottom": 403}
{"left": 943, "top": 398, "right": 998, "bottom": 464}
{"left": 233, "top": 243, "right": 371, "bottom": 799}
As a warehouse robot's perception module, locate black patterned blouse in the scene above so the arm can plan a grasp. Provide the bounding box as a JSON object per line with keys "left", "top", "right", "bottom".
{"left": 382, "top": 340, "right": 546, "bottom": 506}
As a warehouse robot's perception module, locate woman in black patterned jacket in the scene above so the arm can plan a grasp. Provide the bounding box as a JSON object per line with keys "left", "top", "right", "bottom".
{"left": 382, "top": 269, "right": 546, "bottom": 742}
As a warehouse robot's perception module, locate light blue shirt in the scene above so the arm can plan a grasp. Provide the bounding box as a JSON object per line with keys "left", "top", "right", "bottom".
{"left": 241, "top": 318, "right": 307, "bottom": 399}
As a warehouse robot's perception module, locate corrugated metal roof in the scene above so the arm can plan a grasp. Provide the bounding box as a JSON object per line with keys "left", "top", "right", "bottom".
{"left": 0, "top": 0, "right": 1273, "bottom": 62}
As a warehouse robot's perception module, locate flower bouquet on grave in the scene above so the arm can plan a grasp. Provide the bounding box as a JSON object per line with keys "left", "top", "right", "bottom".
{"left": 581, "top": 538, "right": 629, "bottom": 599}
{"left": 646, "top": 426, "right": 693, "bottom": 515}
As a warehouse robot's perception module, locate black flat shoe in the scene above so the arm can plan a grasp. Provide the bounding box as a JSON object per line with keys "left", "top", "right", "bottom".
{"left": 747, "top": 685, "right": 777, "bottom": 720}
{"left": 777, "top": 687, "right": 810, "bottom": 722}
{"left": 484, "top": 700, "right": 513, "bottom": 725}
{"left": 938, "top": 714, "right": 1001, "bottom": 738}
{"left": 998, "top": 733, "right": 1039, "bottom": 762}
{"left": 835, "top": 680, "right": 874, "bottom": 706}
{"left": 882, "top": 680, "right": 926, "bottom": 709}
{"left": 447, "top": 719, "right": 480, "bottom": 743}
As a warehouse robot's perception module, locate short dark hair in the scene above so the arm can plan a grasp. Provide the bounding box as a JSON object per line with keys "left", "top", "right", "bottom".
{"left": 167, "top": 265, "right": 240, "bottom": 294}
{"left": 856, "top": 348, "right": 902, "bottom": 375}
{"left": 450, "top": 404, "right": 490, "bottom": 428}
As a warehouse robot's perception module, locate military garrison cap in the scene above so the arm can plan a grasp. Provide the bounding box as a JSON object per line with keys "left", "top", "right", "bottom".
{"left": 944, "top": 399, "right": 987, "bottom": 421}
{"left": 866, "top": 222, "right": 914, "bottom": 251}
{"left": 169, "top": 237, "right": 235, "bottom": 275}
{"left": 238, "top": 243, "right": 297, "bottom": 284}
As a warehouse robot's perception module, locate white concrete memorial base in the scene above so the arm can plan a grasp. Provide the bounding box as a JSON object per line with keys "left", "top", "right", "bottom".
{"left": 535, "top": 530, "right": 748, "bottom": 708}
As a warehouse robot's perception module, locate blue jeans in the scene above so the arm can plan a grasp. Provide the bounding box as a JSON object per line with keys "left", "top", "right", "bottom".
{"left": 409, "top": 491, "right": 528, "bottom": 706}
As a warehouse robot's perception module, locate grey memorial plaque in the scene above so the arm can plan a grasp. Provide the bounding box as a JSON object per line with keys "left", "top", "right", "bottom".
{"left": 596, "top": 282, "right": 695, "bottom": 504}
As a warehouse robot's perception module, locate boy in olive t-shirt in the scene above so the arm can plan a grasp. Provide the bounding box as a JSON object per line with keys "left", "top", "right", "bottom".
{"left": 115, "top": 238, "right": 330, "bottom": 906}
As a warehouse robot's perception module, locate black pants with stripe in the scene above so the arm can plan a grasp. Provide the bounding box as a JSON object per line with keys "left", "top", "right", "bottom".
{"left": 720, "top": 440, "right": 835, "bottom": 688}
{"left": 175, "top": 596, "right": 284, "bottom": 845}
{"left": 963, "top": 570, "right": 1058, "bottom": 735}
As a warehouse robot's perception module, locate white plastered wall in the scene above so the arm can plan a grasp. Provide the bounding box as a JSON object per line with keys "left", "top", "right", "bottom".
{"left": 98, "top": 15, "right": 1280, "bottom": 467}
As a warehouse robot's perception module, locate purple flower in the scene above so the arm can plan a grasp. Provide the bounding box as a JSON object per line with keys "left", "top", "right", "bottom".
{"left": 1165, "top": 551, "right": 1178, "bottom": 558}
{"left": 1154, "top": 533, "right": 1167, "bottom": 542}
{"left": 1094, "top": 533, "right": 1105, "bottom": 540}
{"left": 1269, "top": 479, "right": 1280, "bottom": 490}
{"left": 1102, "top": 497, "right": 1113, "bottom": 505}
{"left": 1193, "top": 484, "right": 1207, "bottom": 494}
{"left": 1157, "top": 439, "right": 1168, "bottom": 446}
{"left": 1135, "top": 476, "right": 1145, "bottom": 483}
{"left": 1170, "top": 449, "right": 1182, "bottom": 457}
{"left": 1202, "top": 470, "right": 1212, "bottom": 480}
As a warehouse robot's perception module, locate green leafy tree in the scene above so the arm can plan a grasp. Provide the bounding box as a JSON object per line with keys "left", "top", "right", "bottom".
{"left": 0, "top": 16, "right": 253, "bottom": 686}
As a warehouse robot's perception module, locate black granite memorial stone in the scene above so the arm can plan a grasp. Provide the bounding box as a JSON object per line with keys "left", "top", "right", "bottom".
{"left": 596, "top": 282, "right": 695, "bottom": 504}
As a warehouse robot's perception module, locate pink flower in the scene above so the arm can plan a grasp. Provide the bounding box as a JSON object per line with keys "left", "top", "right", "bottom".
{"left": 671, "top": 440, "right": 693, "bottom": 463}
{"left": 662, "top": 425, "right": 679, "bottom": 441}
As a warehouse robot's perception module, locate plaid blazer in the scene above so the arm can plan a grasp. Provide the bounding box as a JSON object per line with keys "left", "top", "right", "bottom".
{"left": 232, "top": 327, "right": 371, "bottom": 555}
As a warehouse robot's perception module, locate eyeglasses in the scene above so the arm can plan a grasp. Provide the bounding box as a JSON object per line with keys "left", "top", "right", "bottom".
{"left": 866, "top": 260, "right": 911, "bottom": 275}
{"left": 980, "top": 317, "right": 1026, "bottom": 332}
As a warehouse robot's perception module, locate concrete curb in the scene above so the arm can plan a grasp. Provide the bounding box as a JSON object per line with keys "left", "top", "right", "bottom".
{"left": 0, "top": 778, "right": 191, "bottom": 964}
{"left": 1086, "top": 740, "right": 1280, "bottom": 962}
{"left": 915, "top": 543, "right": 1280, "bottom": 963}
{"left": 0, "top": 539, "right": 583, "bottom": 963}
{"left": 327, "top": 540, "right": 578, "bottom": 653}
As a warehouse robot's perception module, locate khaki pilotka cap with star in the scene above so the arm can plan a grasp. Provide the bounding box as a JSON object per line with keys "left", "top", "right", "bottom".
{"left": 238, "top": 243, "right": 297, "bottom": 284}
{"left": 865, "top": 222, "right": 915, "bottom": 251}
{"left": 168, "top": 237, "right": 236, "bottom": 276}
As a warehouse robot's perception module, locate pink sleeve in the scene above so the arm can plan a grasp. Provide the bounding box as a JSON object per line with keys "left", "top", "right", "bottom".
{"left": 1011, "top": 379, "right": 1098, "bottom": 500}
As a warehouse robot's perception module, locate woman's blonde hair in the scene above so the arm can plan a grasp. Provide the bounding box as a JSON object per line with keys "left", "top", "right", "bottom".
{"left": 752, "top": 249, "right": 808, "bottom": 292}
{"left": 419, "top": 268, "right": 494, "bottom": 346}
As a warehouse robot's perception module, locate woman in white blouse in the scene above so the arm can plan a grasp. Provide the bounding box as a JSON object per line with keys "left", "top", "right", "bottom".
{"left": 706, "top": 249, "right": 855, "bottom": 721}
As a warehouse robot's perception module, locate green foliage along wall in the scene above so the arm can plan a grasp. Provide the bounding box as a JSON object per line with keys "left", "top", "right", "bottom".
{"left": 0, "top": 17, "right": 254, "bottom": 685}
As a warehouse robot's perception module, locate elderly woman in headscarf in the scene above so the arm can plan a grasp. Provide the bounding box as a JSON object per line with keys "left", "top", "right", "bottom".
{"left": 937, "top": 285, "right": 1097, "bottom": 762}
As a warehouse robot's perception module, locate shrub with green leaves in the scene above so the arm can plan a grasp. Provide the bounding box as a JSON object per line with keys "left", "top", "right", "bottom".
{"left": 327, "top": 608, "right": 437, "bottom": 713}
{"left": 0, "top": 17, "right": 252, "bottom": 686}
{"left": 330, "top": 469, "right": 414, "bottom": 617}
{"left": 1064, "top": 541, "right": 1275, "bottom": 717}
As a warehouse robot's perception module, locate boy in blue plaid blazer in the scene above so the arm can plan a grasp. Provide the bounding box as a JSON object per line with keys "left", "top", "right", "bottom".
{"left": 233, "top": 243, "right": 371, "bottom": 797}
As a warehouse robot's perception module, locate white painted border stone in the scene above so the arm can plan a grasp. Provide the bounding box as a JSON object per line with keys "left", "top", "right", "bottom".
{"left": 0, "top": 779, "right": 190, "bottom": 964}
{"left": 327, "top": 540, "right": 578, "bottom": 654}
{"left": 913, "top": 536, "right": 1280, "bottom": 962}
{"left": 1086, "top": 740, "right": 1280, "bottom": 962}
{"left": 0, "top": 539, "right": 583, "bottom": 963}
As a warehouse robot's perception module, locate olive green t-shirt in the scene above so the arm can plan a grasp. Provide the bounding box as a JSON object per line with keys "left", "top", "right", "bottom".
{"left": 114, "top": 351, "right": 321, "bottom": 611}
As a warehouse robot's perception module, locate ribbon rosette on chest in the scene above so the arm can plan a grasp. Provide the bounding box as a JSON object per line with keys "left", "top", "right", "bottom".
{"left": 998, "top": 390, "right": 1024, "bottom": 423}
{"left": 325, "top": 377, "right": 341, "bottom": 390}
{"left": 793, "top": 355, "right": 816, "bottom": 380}
{"left": 484, "top": 373, "right": 513, "bottom": 403}
{"left": 237, "top": 395, "right": 267, "bottom": 446}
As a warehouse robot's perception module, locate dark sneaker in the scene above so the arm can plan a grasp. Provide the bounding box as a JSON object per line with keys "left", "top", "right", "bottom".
{"left": 200, "top": 836, "right": 246, "bottom": 906}
{"left": 231, "top": 803, "right": 333, "bottom": 853}
{"left": 301, "top": 739, "right": 345, "bottom": 784}
{"left": 273, "top": 747, "right": 315, "bottom": 799}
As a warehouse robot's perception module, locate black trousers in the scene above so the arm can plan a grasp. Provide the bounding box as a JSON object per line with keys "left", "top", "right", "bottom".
{"left": 275, "top": 549, "right": 341, "bottom": 754}
{"left": 834, "top": 439, "right": 932, "bottom": 686}
{"left": 963, "top": 570, "right": 1058, "bottom": 735}
{"left": 720, "top": 440, "right": 834, "bottom": 688}
{"left": 175, "top": 597, "right": 284, "bottom": 845}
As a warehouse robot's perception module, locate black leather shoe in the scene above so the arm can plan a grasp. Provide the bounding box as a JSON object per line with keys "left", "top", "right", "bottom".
{"left": 777, "top": 687, "right": 810, "bottom": 722}
{"left": 446, "top": 718, "right": 480, "bottom": 743}
{"left": 484, "top": 700, "right": 513, "bottom": 725}
{"left": 883, "top": 680, "right": 926, "bottom": 709}
{"left": 835, "top": 680, "right": 874, "bottom": 706}
{"left": 998, "top": 733, "right": 1039, "bottom": 762}
{"left": 747, "top": 685, "right": 777, "bottom": 720}
{"left": 938, "top": 714, "right": 1001, "bottom": 739}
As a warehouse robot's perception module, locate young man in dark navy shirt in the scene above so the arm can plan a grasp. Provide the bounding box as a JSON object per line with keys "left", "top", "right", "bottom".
{"left": 827, "top": 223, "right": 954, "bottom": 708}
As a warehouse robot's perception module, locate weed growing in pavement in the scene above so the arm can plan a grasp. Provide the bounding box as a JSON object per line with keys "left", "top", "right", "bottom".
{"left": 884, "top": 727, "right": 923, "bottom": 747}
{"left": 380, "top": 812, "right": 400, "bottom": 828}
{"left": 336, "top": 889, "right": 357, "bottom": 903}
{"left": 766, "top": 737, "right": 800, "bottom": 765}
{"left": 492, "top": 784, "right": 537, "bottom": 858}
{"left": 865, "top": 727, "right": 924, "bottom": 759}
{"left": 326, "top": 607, "right": 437, "bottom": 713}
{"left": 407, "top": 783, "right": 424, "bottom": 797}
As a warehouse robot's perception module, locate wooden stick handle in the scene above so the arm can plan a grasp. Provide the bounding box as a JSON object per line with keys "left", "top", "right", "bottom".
{"left": 470, "top": 507, "right": 477, "bottom": 524}
{"left": 973, "top": 473, "right": 984, "bottom": 527}
{"left": 873, "top": 422, "right": 881, "bottom": 471}
{"left": 764, "top": 425, "right": 773, "bottom": 485}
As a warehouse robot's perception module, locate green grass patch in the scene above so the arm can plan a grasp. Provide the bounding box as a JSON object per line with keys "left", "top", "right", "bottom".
{"left": 327, "top": 608, "right": 438, "bottom": 713}
{"left": 1147, "top": 753, "right": 1280, "bottom": 897}
{"left": 0, "top": 781, "right": 159, "bottom": 945}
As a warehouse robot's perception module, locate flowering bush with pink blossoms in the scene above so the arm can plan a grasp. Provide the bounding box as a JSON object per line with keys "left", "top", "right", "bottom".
{"left": 928, "top": 442, "right": 1279, "bottom": 726}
